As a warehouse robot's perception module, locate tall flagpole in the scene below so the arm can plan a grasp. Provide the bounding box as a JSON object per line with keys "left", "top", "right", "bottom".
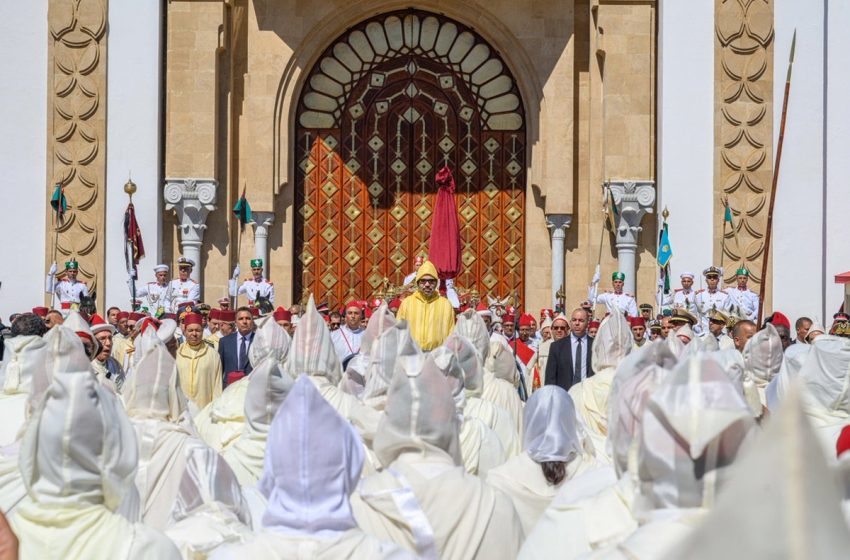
{"left": 758, "top": 30, "right": 796, "bottom": 327}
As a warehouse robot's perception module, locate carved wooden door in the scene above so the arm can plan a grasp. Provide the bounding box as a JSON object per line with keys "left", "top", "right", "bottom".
{"left": 295, "top": 10, "right": 525, "bottom": 308}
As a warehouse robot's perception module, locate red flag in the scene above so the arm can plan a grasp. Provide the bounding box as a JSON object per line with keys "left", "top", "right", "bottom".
{"left": 428, "top": 166, "right": 461, "bottom": 280}
{"left": 124, "top": 202, "right": 145, "bottom": 272}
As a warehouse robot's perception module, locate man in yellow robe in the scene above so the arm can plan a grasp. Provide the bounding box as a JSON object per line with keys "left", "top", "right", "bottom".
{"left": 396, "top": 260, "right": 455, "bottom": 351}
{"left": 175, "top": 313, "right": 223, "bottom": 409}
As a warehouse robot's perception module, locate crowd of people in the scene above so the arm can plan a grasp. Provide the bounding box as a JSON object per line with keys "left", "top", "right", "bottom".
{"left": 2, "top": 257, "right": 850, "bottom": 559}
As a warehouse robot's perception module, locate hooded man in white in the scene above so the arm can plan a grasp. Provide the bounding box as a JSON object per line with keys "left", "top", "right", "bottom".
{"left": 798, "top": 335, "right": 850, "bottom": 460}
{"left": 351, "top": 352, "right": 524, "bottom": 559}
{"left": 569, "top": 311, "right": 633, "bottom": 462}
{"left": 221, "top": 315, "right": 294, "bottom": 486}
{"left": 588, "top": 355, "right": 756, "bottom": 559}
{"left": 742, "top": 323, "right": 783, "bottom": 409}
{"left": 194, "top": 317, "right": 291, "bottom": 452}
{"left": 0, "top": 327, "right": 47, "bottom": 447}
{"left": 346, "top": 303, "right": 398, "bottom": 405}
{"left": 486, "top": 386, "right": 597, "bottom": 535}
{"left": 282, "top": 296, "right": 381, "bottom": 444}
{"left": 481, "top": 337, "right": 524, "bottom": 436}
{"left": 519, "top": 341, "right": 676, "bottom": 560}
{"left": 211, "top": 375, "right": 411, "bottom": 560}
{"left": 12, "top": 336, "right": 180, "bottom": 559}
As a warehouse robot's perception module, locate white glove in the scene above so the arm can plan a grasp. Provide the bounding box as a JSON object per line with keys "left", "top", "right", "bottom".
{"left": 48, "top": 262, "right": 57, "bottom": 276}
{"left": 591, "top": 267, "right": 600, "bottom": 286}
{"left": 232, "top": 264, "right": 240, "bottom": 279}
{"left": 657, "top": 277, "right": 665, "bottom": 290}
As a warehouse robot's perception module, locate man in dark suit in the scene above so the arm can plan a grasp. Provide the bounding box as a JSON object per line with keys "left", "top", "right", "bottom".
{"left": 219, "top": 306, "right": 256, "bottom": 387}
{"left": 545, "top": 308, "right": 594, "bottom": 391}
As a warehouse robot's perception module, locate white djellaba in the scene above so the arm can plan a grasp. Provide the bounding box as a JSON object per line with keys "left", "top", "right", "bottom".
{"left": 766, "top": 343, "right": 811, "bottom": 411}
{"left": 664, "top": 383, "right": 850, "bottom": 560}
{"left": 342, "top": 302, "right": 397, "bottom": 402}
{"left": 220, "top": 315, "right": 294, "bottom": 487}
{"left": 0, "top": 326, "right": 46, "bottom": 447}
{"left": 519, "top": 340, "right": 675, "bottom": 560}
{"left": 797, "top": 335, "right": 850, "bottom": 461}
{"left": 194, "top": 316, "right": 291, "bottom": 452}
{"left": 12, "top": 334, "right": 180, "bottom": 559}
{"left": 586, "top": 355, "right": 756, "bottom": 560}
{"left": 439, "top": 333, "right": 508, "bottom": 476}
{"left": 282, "top": 295, "right": 381, "bottom": 446}
{"left": 742, "top": 322, "right": 784, "bottom": 409}
{"left": 351, "top": 352, "right": 524, "bottom": 560}
{"left": 211, "top": 375, "right": 412, "bottom": 560}
{"left": 481, "top": 336, "right": 524, "bottom": 436}
{"left": 486, "top": 385, "right": 597, "bottom": 535}
{"left": 569, "top": 311, "right": 633, "bottom": 463}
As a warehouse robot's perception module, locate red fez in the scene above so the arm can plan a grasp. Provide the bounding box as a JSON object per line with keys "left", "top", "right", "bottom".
{"left": 139, "top": 317, "right": 161, "bottom": 334}
{"left": 219, "top": 310, "right": 236, "bottom": 322}
{"left": 250, "top": 308, "right": 259, "bottom": 317}
{"left": 364, "top": 307, "right": 373, "bottom": 319}
{"left": 273, "top": 307, "right": 292, "bottom": 322}
{"left": 162, "top": 313, "right": 178, "bottom": 320}
{"left": 344, "top": 300, "right": 363, "bottom": 311}
{"left": 519, "top": 313, "right": 535, "bottom": 327}
{"left": 837, "top": 425, "right": 850, "bottom": 458}
{"left": 503, "top": 314, "right": 516, "bottom": 324}
{"left": 208, "top": 309, "right": 221, "bottom": 320}
{"left": 769, "top": 311, "right": 791, "bottom": 330}
{"left": 389, "top": 298, "right": 402, "bottom": 309}
{"left": 129, "top": 312, "right": 147, "bottom": 321}
{"left": 588, "top": 320, "right": 601, "bottom": 329}
{"left": 89, "top": 313, "right": 116, "bottom": 335}
{"left": 182, "top": 313, "right": 204, "bottom": 326}
{"left": 370, "top": 298, "right": 382, "bottom": 308}
{"left": 505, "top": 306, "right": 516, "bottom": 315}
{"left": 539, "top": 308, "right": 554, "bottom": 320}
{"left": 116, "top": 311, "right": 129, "bottom": 320}
{"left": 629, "top": 316, "right": 646, "bottom": 327}
{"left": 32, "top": 307, "right": 49, "bottom": 318}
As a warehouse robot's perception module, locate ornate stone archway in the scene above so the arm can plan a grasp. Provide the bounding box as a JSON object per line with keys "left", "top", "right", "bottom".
{"left": 294, "top": 9, "right": 527, "bottom": 306}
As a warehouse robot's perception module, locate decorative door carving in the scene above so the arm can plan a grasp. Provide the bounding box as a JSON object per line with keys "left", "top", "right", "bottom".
{"left": 295, "top": 10, "right": 526, "bottom": 307}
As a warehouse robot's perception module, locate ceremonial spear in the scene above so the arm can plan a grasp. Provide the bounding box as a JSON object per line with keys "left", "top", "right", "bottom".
{"left": 757, "top": 30, "right": 796, "bottom": 327}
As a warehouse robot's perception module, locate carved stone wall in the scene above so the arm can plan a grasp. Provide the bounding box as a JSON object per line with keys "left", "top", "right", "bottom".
{"left": 46, "top": 0, "right": 108, "bottom": 307}
{"left": 715, "top": 0, "right": 774, "bottom": 294}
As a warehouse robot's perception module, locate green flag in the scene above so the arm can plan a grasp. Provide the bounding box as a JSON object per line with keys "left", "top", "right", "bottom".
{"left": 724, "top": 203, "right": 733, "bottom": 224}
{"left": 232, "top": 188, "right": 253, "bottom": 230}
{"left": 50, "top": 183, "right": 67, "bottom": 224}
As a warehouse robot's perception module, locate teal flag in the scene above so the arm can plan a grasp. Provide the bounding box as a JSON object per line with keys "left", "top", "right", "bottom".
{"left": 50, "top": 183, "right": 67, "bottom": 223}
{"left": 232, "top": 188, "right": 253, "bottom": 230}
{"left": 724, "top": 204, "right": 733, "bottom": 224}
{"left": 657, "top": 222, "right": 672, "bottom": 268}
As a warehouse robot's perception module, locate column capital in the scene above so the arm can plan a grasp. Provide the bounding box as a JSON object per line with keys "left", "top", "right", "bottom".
{"left": 164, "top": 178, "right": 217, "bottom": 281}
{"left": 605, "top": 180, "right": 655, "bottom": 246}
{"left": 545, "top": 213, "right": 573, "bottom": 232}
{"left": 251, "top": 211, "right": 276, "bottom": 238}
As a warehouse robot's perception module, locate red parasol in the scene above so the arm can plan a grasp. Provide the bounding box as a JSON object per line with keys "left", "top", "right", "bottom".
{"left": 428, "top": 166, "right": 461, "bottom": 280}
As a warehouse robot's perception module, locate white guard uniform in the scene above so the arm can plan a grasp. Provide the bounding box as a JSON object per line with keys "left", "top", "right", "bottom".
{"left": 595, "top": 291, "right": 638, "bottom": 317}
{"left": 229, "top": 277, "right": 274, "bottom": 305}
{"left": 133, "top": 281, "right": 174, "bottom": 315}
{"left": 169, "top": 278, "right": 201, "bottom": 311}
{"left": 695, "top": 288, "right": 729, "bottom": 330}
{"left": 50, "top": 279, "right": 89, "bottom": 310}
{"left": 725, "top": 286, "right": 759, "bottom": 322}
{"left": 672, "top": 288, "right": 699, "bottom": 316}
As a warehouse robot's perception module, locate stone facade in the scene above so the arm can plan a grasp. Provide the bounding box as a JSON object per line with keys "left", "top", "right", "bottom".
{"left": 45, "top": 0, "right": 108, "bottom": 308}
{"left": 157, "top": 0, "right": 660, "bottom": 315}
{"left": 714, "top": 0, "right": 774, "bottom": 306}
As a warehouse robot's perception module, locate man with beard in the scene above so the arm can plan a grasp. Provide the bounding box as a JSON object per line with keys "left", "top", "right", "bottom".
{"left": 89, "top": 313, "right": 125, "bottom": 392}
{"left": 396, "top": 259, "right": 455, "bottom": 350}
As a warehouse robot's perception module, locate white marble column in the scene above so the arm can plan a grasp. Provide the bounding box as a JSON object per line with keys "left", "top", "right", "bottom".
{"left": 546, "top": 214, "right": 572, "bottom": 308}
{"left": 164, "top": 178, "right": 217, "bottom": 281}
{"left": 606, "top": 181, "right": 656, "bottom": 294}
{"left": 251, "top": 212, "right": 275, "bottom": 278}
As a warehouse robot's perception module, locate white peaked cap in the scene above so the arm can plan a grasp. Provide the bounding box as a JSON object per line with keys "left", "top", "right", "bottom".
{"left": 170, "top": 445, "right": 250, "bottom": 525}
{"left": 283, "top": 295, "right": 341, "bottom": 385}
{"left": 361, "top": 319, "right": 416, "bottom": 403}
{"left": 359, "top": 303, "right": 397, "bottom": 360}
{"left": 453, "top": 309, "right": 491, "bottom": 362}
{"left": 485, "top": 338, "right": 518, "bottom": 383}
{"left": 373, "top": 351, "right": 461, "bottom": 467}
{"left": 20, "top": 368, "right": 138, "bottom": 512}
{"left": 523, "top": 385, "right": 582, "bottom": 464}
{"left": 638, "top": 356, "right": 756, "bottom": 509}
{"left": 443, "top": 331, "right": 485, "bottom": 397}
{"left": 259, "top": 375, "right": 363, "bottom": 534}
{"left": 153, "top": 264, "right": 169, "bottom": 273}
{"left": 663, "top": 384, "right": 850, "bottom": 560}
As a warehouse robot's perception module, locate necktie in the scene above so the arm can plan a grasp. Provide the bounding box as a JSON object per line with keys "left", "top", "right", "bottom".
{"left": 574, "top": 337, "right": 583, "bottom": 384}
{"left": 239, "top": 336, "right": 248, "bottom": 371}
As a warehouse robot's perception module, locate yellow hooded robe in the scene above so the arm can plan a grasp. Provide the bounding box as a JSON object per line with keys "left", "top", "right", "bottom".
{"left": 396, "top": 260, "right": 456, "bottom": 351}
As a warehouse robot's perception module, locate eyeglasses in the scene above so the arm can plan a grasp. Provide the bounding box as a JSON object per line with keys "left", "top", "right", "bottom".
{"left": 418, "top": 279, "right": 438, "bottom": 285}
{"left": 551, "top": 326, "right": 567, "bottom": 331}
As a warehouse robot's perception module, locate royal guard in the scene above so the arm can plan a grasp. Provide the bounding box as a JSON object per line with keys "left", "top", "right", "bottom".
{"left": 229, "top": 258, "right": 274, "bottom": 306}
{"left": 724, "top": 266, "right": 759, "bottom": 322}
{"left": 595, "top": 272, "right": 638, "bottom": 317}
{"left": 46, "top": 259, "right": 89, "bottom": 315}
{"left": 169, "top": 257, "right": 201, "bottom": 312}
{"left": 129, "top": 264, "right": 173, "bottom": 317}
